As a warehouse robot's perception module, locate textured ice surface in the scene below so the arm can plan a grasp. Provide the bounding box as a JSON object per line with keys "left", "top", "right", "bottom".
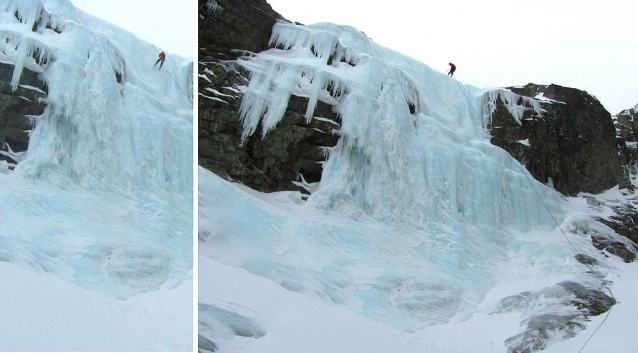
{"left": 200, "top": 22, "right": 576, "bottom": 333}
{"left": 238, "top": 22, "right": 559, "bottom": 230}
{"left": 0, "top": 0, "right": 192, "bottom": 300}
{"left": 201, "top": 167, "right": 581, "bottom": 333}
{"left": 199, "top": 21, "right": 626, "bottom": 351}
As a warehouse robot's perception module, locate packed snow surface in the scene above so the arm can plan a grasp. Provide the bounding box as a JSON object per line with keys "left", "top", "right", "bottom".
{"left": 198, "top": 21, "right": 636, "bottom": 352}
{"left": 0, "top": 0, "right": 193, "bottom": 350}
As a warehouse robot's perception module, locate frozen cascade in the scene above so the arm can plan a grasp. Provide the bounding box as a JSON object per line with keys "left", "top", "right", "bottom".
{"left": 0, "top": 0, "right": 192, "bottom": 299}
{"left": 200, "top": 21, "right": 578, "bottom": 333}
{"left": 239, "top": 21, "right": 560, "bottom": 231}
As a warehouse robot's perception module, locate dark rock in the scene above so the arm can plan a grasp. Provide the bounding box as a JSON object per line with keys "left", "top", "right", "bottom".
{"left": 197, "top": 334, "right": 218, "bottom": 353}
{"left": 506, "top": 314, "right": 585, "bottom": 353}
{"left": 589, "top": 231, "right": 636, "bottom": 263}
{"left": 0, "top": 63, "right": 47, "bottom": 166}
{"left": 613, "top": 104, "right": 638, "bottom": 143}
{"left": 558, "top": 281, "right": 615, "bottom": 316}
{"left": 610, "top": 104, "right": 638, "bottom": 189}
{"left": 199, "top": 0, "right": 287, "bottom": 57}
{"left": 489, "top": 83, "right": 622, "bottom": 196}
{"left": 574, "top": 254, "right": 598, "bottom": 266}
{"left": 503, "top": 281, "right": 615, "bottom": 353}
{"left": 198, "top": 0, "right": 340, "bottom": 193}
{"left": 573, "top": 214, "right": 638, "bottom": 263}
{"left": 595, "top": 204, "right": 638, "bottom": 247}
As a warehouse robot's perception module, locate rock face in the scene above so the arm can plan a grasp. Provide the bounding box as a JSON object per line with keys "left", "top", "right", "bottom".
{"left": 489, "top": 83, "right": 623, "bottom": 196}
{"left": 198, "top": 0, "right": 340, "bottom": 193}
{"left": 198, "top": 0, "right": 286, "bottom": 58}
{"left": 499, "top": 280, "right": 615, "bottom": 353}
{"left": 613, "top": 104, "right": 638, "bottom": 142}
{"left": 613, "top": 103, "right": 638, "bottom": 184}
{"left": 0, "top": 63, "right": 47, "bottom": 167}
{"left": 594, "top": 202, "right": 638, "bottom": 263}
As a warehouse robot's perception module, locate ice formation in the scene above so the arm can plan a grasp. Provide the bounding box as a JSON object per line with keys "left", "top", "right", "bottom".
{"left": 0, "top": 0, "right": 192, "bottom": 307}
{"left": 238, "top": 22, "right": 561, "bottom": 231}
{"left": 200, "top": 20, "right": 629, "bottom": 353}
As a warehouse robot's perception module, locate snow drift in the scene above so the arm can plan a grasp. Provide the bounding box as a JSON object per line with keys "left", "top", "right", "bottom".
{"left": 0, "top": 0, "right": 192, "bottom": 350}
{"left": 199, "top": 20, "right": 633, "bottom": 353}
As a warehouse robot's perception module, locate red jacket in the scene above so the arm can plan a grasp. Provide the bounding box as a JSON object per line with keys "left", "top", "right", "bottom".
{"left": 159, "top": 52, "right": 165, "bottom": 58}
{"left": 449, "top": 63, "right": 456, "bottom": 70}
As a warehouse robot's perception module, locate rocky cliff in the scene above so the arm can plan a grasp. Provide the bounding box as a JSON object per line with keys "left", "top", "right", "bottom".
{"left": 198, "top": 0, "right": 340, "bottom": 193}
{"left": 614, "top": 103, "right": 638, "bottom": 143}
{"left": 197, "top": 1, "right": 638, "bottom": 352}
{"left": 199, "top": 4, "right": 629, "bottom": 199}
{"left": 489, "top": 83, "right": 623, "bottom": 196}
{"left": 613, "top": 103, "right": 638, "bottom": 181}
{"left": 0, "top": 63, "right": 47, "bottom": 169}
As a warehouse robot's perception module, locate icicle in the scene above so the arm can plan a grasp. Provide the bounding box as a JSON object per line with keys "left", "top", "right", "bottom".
{"left": 485, "top": 88, "right": 544, "bottom": 126}
{"left": 238, "top": 21, "right": 563, "bottom": 231}
{"left": 305, "top": 70, "right": 324, "bottom": 122}
{"left": 10, "top": 37, "right": 33, "bottom": 90}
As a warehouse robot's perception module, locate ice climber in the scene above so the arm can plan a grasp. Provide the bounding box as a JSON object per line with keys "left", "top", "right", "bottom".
{"left": 155, "top": 51, "right": 166, "bottom": 70}
{"left": 448, "top": 63, "right": 456, "bottom": 77}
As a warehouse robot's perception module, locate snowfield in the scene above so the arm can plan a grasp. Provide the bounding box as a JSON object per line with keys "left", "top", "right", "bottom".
{"left": 199, "top": 21, "right": 637, "bottom": 353}
{"left": 0, "top": 0, "right": 193, "bottom": 350}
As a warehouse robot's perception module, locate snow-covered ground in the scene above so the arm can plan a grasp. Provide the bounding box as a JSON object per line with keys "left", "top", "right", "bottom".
{"left": 0, "top": 262, "right": 192, "bottom": 352}
{"left": 199, "top": 168, "right": 638, "bottom": 353}
{"left": 200, "top": 256, "right": 638, "bottom": 353}
{"left": 198, "top": 21, "right": 637, "bottom": 353}
{"left": 0, "top": 0, "right": 193, "bottom": 350}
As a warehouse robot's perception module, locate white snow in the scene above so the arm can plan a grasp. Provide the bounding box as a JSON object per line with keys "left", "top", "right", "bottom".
{"left": 0, "top": 0, "right": 192, "bottom": 350}
{"left": 534, "top": 92, "right": 566, "bottom": 105}
{"left": 312, "top": 116, "right": 340, "bottom": 126}
{"left": 200, "top": 167, "right": 638, "bottom": 353}
{"left": 517, "top": 139, "right": 530, "bottom": 146}
{"left": 0, "top": 262, "right": 192, "bottom": 352}
{"left": 199, "top": 20, "right": 637, "bottom": 353}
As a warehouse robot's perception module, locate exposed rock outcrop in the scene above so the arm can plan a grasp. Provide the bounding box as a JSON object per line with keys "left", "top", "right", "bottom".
{"left": 612, "top": 103, "right": 638, "bottom": 186}
{"left": 0, "top": 63, "right": 47, "bottom": 167}
{"left": 499, "top": 281, "right": 615, "bottom": 353}
{"left": 613, "top": 104, "right": 638, "bottom": 143}
{"left": 198, "top": 0, "right": 340, "bottom": 193}
{"left": 489, "top": 83, "right": 623, "bottom": 196}
{"left": 593, "top": 198, "right": 638, "bottom": 263}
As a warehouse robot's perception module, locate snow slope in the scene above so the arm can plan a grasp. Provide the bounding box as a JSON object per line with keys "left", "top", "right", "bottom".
{"left": 0, "top": 0, "right": 193, "bottom": 350}
{"left": 199, "top": 21, "right": 633, "bottom": 352}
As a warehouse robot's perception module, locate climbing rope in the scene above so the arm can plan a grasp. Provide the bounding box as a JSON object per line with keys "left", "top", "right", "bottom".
{"left": 453, "top": 77, "right": 483, "bottom": 121}
{"left": 452, "top": 73, "right": 615, "bottom": 353}
{"left": 151, "top": 45, "right": 192, "bottom": 104}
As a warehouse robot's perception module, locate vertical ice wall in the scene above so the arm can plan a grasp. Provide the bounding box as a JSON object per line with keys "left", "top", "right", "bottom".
{"left": 1, "top": 0, "right": 193, "bottom": 197}
{"left": 238, "top": 21, "right": 563, "bottom": 232}
{"left": 0, "top": 0, "right": 193, "bottom": 298}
